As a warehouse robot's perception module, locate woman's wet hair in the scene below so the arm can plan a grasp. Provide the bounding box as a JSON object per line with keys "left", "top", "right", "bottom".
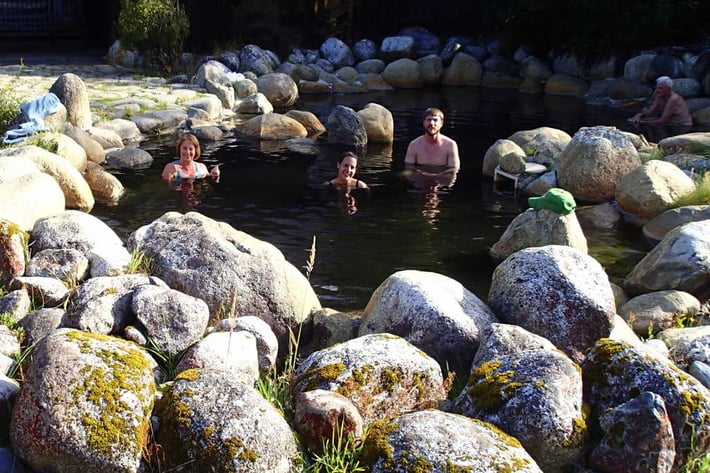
{"left": 176, "top": 133, "right": 201, "bottom": 159}
{"left": 337, "top": 151, "right": 359, "bottom": 164}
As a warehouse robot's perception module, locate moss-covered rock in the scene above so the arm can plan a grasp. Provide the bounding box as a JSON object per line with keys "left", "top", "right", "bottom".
{"left": 293, "top": 333, "right": 447, "bottom": 425}
{"left": 583, "top": 338, "right": 710, "bottom": 470}
{"left": 362, "top": 410, "right": 543, "bottom": 473}
{"left": 454, "top": 349, "right": 586, "bottom": 472}
{"left": 156, "top": 368, "right": 299, "bottom": 472}
{"left": 0, "top": 218, "right": 28, "bottom": 287}
{"left": 10, "top": 329, "right": 157, "bottom": 473}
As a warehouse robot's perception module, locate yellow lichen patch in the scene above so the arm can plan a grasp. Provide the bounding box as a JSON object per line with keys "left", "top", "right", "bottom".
{"left": 466, "top": 361, "right": 522, "bottom": 413}
{"left": 0, "top": 219, "right": 29, "bottom": 263}
{"left": 175, "top": 368, "right": 201, "bottom": 382}
{"left": 563, "top": 412, "right": 588, "bottom": 448}
{"left": 470, "top": 418, "right": 524, "bottom": 449}
{"left": 379, "top": 367, "right": 404, "bottom": 393}
{"left": 361, "top": 419, "right": 398, "bottom": 469}
{"left": 296, "top": 362, "right": 346, "bottom": 391}
{"left": 65, "top": 331, "right": 155, "bottom": 457}
{"left": 443, "top": 459, "right": 474, "bottom": 473}
{"left": 202, "top": 428, "right": 259, "bottom": 467}
{"left": 399, "top": 451, "right": 434, "bottom": 473}
{"left": 335, "top": 364, "right": 375, "bottom": 398}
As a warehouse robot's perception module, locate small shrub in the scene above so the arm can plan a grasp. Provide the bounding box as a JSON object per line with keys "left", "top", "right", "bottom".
{"left": 117, "top": 0, "right": 190, "bottom": 74}
{"left": 0, "top": 88, "right": 21, "bottom": 134}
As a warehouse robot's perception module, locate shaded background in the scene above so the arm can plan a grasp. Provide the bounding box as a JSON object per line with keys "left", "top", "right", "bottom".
{"left": 1, "top": 0, "right": 708, "bottom": 58}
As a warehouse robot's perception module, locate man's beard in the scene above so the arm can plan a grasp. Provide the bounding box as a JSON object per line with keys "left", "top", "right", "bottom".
{"left": 425, "top": 127, "right": 438, "bottom": 136}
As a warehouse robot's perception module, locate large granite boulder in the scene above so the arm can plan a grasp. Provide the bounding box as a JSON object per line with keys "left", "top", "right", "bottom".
{"left": 441, "top": 52, "right": 483, "bottom": 86}
{"left": 10, "top": 329, "right": 156, "bottom": 473}
{"left": 131, "top": 284, "right": 210, "bottom": 358}
{"left": 0, "top": 155, "right": 66, "bottom": 231}
{"left": 293, "top": 389, "right": 363, "bottom": 454}
{"left": 238, "top": 113, "right": 308, "bottom": 140}
{"left": 507, "top": 126, "right": 572, "bottom": 167}
{"left": 378, "top": 35, "right": 415, "bottom": 63}
{"left": 284, "top": 110, "right": 325, "bottom": 136}
{"left": 49, "top": 73, "right": 92, "bottom": 130}
{"left": 583, "top": 339, "right": 710, "bottom": 471}
{"left": 489, "top": 208, "right": 588, "bottom": 261}
{"left": 67, "top": 275, "right": 165, "bottom": 334}
{"left": 157, "top": 369, "right": 299, "bottom": 472}
{"left": 175, "top": 331, "right": 259, "bottom": 385}
{"left": 417, "top": 54, "right": 444, "bottom": 85}
{"left": 0, "top": 144, "right": 93, "bottom": 211}
{"left": 30, "top": 210, "right": 125, "bottom": 256}
{"left": 319, "top": 37, "right": 354, "bottom": 68}
{"left": 557, "top": 126, "right": 642, "bottom": 203}
{"left": 544, "top": 73, "right": 590, "bottom": 96}
{"left": 234, "top": 92, "right": 273, "bottom": 115}
{"left": 482, "top": 139, "right": 526, "bottom": 177}
{"left": 455, "top": 348, "right": 586, "bottom": 472}
{"left": 326, "top": 105, "right": 368, "bottom": 147}
{"left": 624, "top": 220, "right": 710, "bottom": 298}
{"left": 64, "top": 124, "right": 106, "bottom": 164}
{"left": 293, "top": 333, "right": 446, "bottom": 425}
{"left": 643, "top": 205, "right": 710, "bottom": 244}
{"left": 357, "top": 102, "right": 394, "bottom": 143}
{"left": 588, "top": 391, "right": 676, "bottom": 473}
{"left": 238, "top": 44, "right": 274, "bottom": 75}
{"left": 255, "top": 72, "right": 299, "bottom": 108}
{"left": 128, "top": 212, "right": 321, "bottom": 352}
{"left": 488, "top": 245, "right": 616, "bottom": 363}
{"left": 83, "top": 161, "right": 125, "bottom": 203}
{"left": 359, "top": 270, "right": 497, "bottom": 372}
{"left": 382, "top": 58, "right": 425, "bottom": 88}
{"left": 658, "top": 132, "right": 710, "bottom": 155}
{"left": 194, "top": 59, "right": 231, "bottom": 88}
{"left": 363, "top": 410, "right": 542, "bottom": 473}
{"left": 615, "top": 160, "right": 696, "bottom": 220}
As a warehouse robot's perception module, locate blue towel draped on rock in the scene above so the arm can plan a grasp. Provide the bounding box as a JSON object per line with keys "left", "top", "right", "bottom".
{"left": 2, "top": 92, "right": 61, "bottom": 144}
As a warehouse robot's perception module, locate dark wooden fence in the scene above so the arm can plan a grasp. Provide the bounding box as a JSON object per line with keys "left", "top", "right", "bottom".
{"left": 0, "top": 0, "right": 84, "bottom": 39}
{"left": 0, "top": 0, "right": 480, "bottom": 51}
{"left": 184, "top": 0, "right": 483, "bottom": 51}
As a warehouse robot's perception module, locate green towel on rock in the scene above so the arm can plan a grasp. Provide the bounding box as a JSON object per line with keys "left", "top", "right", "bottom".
{"left": 528, "top": 188, "right": 576, "bottom": 215}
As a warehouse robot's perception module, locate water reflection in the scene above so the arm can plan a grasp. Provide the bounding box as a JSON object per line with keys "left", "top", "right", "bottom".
{"left": 91, "top": 86, "right": 670, "bottom": 310}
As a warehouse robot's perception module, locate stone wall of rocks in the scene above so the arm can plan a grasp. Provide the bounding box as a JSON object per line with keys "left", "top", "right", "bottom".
{"left": 108, "top": 27, "right": 710, "bottom": 126}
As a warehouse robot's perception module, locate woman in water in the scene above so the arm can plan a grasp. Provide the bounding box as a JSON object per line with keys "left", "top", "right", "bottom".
{"left": 161, "top": 133, "right": 220, "bottom": 182}
{"left": 324, "top": 151, "right": 368, "bottom": 215}
{"left": 325, "top": 151, "right": 368, "bottom": 189}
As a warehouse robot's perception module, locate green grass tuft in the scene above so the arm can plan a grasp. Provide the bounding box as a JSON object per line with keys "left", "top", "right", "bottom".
{"left": 126, "top": 246, "right": 155, "bottom": 274}
{"left": 670, "top": 172, "right": 710, "bottom": 209}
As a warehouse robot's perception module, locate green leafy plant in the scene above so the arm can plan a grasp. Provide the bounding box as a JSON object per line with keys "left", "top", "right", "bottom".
{"left": 117, "top": 0, "right": 190, "bottom": 74}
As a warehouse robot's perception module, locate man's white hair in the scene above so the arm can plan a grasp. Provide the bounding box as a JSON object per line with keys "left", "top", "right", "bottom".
{"left": 656, "top": 76, "right": 673, "bottom": 88}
